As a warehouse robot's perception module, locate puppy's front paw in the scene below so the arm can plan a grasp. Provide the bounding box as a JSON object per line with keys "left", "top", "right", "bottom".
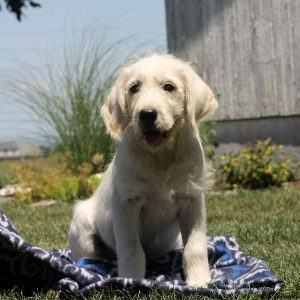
{"left": 187, "top": 273, "right": 211, "bottom": 288}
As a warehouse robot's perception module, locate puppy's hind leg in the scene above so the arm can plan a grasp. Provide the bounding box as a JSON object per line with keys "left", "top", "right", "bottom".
{"left": 68, "top": 214, "right": 98, "bottom": 261}
{"left": 68, "top": 200, "right": 115, "bottom": 262}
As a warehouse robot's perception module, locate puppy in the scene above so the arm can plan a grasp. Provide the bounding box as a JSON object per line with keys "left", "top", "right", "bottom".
{"left": 68, "top": 53, "right": 218, "bottom": 287}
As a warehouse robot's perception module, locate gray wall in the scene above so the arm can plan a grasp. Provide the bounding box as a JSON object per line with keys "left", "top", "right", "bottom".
{"left": 165, "top": 0, "right": 300, "bottom": 122}
{"left": 215, "top": 116, "right": 300, "bottom": 145}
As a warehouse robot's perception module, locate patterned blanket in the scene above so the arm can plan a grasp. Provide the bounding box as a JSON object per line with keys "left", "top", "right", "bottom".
{"left": 0, "top": 210, "right": 284, "bottom": 297}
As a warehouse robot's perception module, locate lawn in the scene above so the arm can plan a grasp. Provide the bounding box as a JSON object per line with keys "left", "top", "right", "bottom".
{"left": 0, "top": 187, "right": 299, "bottom": 299}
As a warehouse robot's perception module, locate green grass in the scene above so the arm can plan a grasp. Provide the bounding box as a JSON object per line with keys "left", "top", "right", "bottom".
{"left": 0, "top": 187, "right": 299, "bottom": 299}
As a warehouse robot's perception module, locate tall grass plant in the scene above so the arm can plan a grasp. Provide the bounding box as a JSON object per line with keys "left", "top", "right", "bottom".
{"left": 6, "top": 31, "right": 129, "bottom": 173}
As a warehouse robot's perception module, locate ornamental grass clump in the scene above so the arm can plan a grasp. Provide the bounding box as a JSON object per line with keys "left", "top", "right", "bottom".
{"left": 5, "top": 31, "right": 128, "bottom": 173}
{"left": 219, "top": 139, "right": 295, "bottom": 189}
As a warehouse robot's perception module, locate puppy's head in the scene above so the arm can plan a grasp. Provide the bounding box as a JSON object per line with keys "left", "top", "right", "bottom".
{"left": 101, "top": 53, "right": 218, "bottom": 149}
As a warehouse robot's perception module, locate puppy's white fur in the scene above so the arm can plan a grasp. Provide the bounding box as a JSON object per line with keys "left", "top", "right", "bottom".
{"left": 68, "top": 53, "right": 218, "bottom": 287}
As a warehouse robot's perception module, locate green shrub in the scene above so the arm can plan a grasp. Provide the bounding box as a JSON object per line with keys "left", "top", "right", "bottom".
{"left": 88, "top": 173, "right": 103, "bottom": 192}
{"left": 200, "top": 121, "right": 216, "bottom": 160}
{"left": 12, "top": 160, "right": 101, "bottom": 203}
{"left": 0, "top": 175, "right": 10, "bottom": 189}
{"left": 77, "top": 172, "right": 102, "bottom": 199}
{"left": 218, "top": 139, "right": 295, "bottom": 189}
{"left": 12, "top": 162, "right": 78, "bottom": 202}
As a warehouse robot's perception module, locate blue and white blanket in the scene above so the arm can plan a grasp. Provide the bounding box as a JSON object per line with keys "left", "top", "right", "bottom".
{"left": 0, "top": 210, "right": 284, "bottom": 296}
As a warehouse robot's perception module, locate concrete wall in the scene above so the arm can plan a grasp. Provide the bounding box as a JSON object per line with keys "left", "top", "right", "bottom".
{"left": 215, "top": 116, "right": 300, "bottom": 145}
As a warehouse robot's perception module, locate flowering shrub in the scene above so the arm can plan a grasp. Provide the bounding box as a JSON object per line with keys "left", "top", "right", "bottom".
{"left": 218, "top": 140, "right": 295, "bottom": 189}
{"left": 12, "top": 162, "right": 79, "bottom": 202}
{"left": 12, "top": 160, "right": 102, "bottom": 203}
{"left": 77, "top": 162, "right": 102, "bottom": 198}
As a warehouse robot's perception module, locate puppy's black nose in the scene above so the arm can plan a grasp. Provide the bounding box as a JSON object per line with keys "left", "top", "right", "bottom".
{"left": 139, "top": 109, "right": 157, "bottom": 127}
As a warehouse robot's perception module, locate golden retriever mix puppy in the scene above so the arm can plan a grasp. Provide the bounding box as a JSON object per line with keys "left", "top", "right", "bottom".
{"left": 68, "top": 53, "right": 218, "bottom": 287}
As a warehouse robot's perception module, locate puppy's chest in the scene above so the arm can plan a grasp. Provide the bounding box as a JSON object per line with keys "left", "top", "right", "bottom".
{"left": 149, "top": 167, "right": 197, "bottom": 195}
{"left": 149, "top": 154, "right": 202, "bottom": 191}
{"left": 140, "top": 194, "right": 179, "bottom": 227}
{"left": 141, "top": 186, "right": 190, "bottom": 218}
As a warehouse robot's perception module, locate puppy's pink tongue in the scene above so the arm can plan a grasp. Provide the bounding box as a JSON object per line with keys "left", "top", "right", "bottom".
{"left": 145, "top": 131, "right": 161, "bottom": 145}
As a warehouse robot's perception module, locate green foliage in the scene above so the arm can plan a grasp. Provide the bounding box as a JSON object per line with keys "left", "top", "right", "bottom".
{"left": 8, "top": 32, "right": 125, "bottom": 173}
{"left": 0, "top": 159, "right": 16, "bottom": 189}
{"left": 77, "top": 162, "right": 102, "bottom": 198}
{"left": 218, "top": 139, "right": 295, "bottom": 189}
{"left": 0, "top": 174, "right": 10, "bottom": 189}
{"left": 87, "top": 173, "right": 103, "bottom": 193}
{"left": 12, "top": 161, "right": 78, "bottom": 202}
{"left": 200, "top": 121, "right": 216, "bottom": 160}
{"left": 12, "top": 159, "right": 101, "bottom": 203}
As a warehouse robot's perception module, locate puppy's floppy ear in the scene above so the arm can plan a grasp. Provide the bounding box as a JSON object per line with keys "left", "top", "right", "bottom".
{"left": 100, "top": 82, "right": 128, "bottom": 141}
{"left": 183, "top": 64, "right": 218, "bottom": 135}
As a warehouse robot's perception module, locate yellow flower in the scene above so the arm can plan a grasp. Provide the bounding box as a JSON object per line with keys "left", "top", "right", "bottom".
{"left": 242, "top": 154, "right": 251, "bottom": 159}
{"left": 223, "top": 165, "right": 229, "bottom": 173}
{"left": 282, "top": 171, "right": 289, "bottom": 177}
{"left": 231, "top": 158, "right": 238, "bottom": 167}
{"left": 92, "top": 153, "right": 104, "bottom": 165}
{"left": 264, "top": 166, "right": 272, "bottom": 174}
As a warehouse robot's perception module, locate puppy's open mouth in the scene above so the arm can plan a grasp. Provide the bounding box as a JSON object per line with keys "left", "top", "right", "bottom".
{"left": 143, "top": 129, "right": 168, "bottom": 146}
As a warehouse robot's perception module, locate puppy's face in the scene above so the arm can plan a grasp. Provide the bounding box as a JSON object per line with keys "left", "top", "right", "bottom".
{"left": 125, "top": 58, "right": 186, "bottom": 148}
{"left": 101, "top": 54, "right": 218, "bottom": 150}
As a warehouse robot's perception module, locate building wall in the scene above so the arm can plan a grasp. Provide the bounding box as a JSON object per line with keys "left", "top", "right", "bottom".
{"left": 215, "top": 116, "right": 300, "bottom": 145}
{"left": 165, "top": 0, "right": 300, "bottom": 122}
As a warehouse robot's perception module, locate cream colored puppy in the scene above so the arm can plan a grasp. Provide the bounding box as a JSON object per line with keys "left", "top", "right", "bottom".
{"left": 68, "top": 53, "right": 218, "bottom": 287}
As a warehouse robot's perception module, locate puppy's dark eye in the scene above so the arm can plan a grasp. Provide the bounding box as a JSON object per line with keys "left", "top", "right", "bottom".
{"left": 163, "top": 83, "right": 176, "bottom": 92}
{"left": 129, "top": 82, "right": 141, "bottom": 94}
